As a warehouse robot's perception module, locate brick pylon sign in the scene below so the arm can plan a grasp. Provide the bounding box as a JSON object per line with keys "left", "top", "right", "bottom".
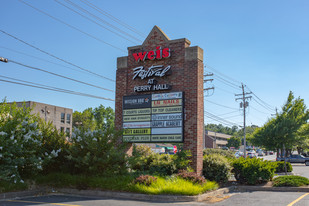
{"left": 115, "top": 26, "right": 204, "bottom": 175}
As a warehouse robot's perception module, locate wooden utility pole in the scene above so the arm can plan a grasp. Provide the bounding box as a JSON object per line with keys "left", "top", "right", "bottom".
{"left": 235, "top": 83, "right": 252, "bottom": 158}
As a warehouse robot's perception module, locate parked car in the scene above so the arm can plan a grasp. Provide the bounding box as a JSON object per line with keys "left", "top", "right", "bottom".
{"left": 247, "top": 152, "right": 257, "bottom": 158}
{"left": 269, "top": 151, "right": 274, "bottom": 155}
{"left": 235, "top": 151, "right": 244, "bottom": 158}
{"left": 276, "top": 155, "right": 309, "bottom": 166}
{"left": 258, "top": 150, "right": 264, "bottom": 156}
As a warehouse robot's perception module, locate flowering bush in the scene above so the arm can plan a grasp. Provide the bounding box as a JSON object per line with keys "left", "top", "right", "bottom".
{"left": 133, "top": 175, "right": 157, "bottom": 186}
{"left": 0, "top": 101, "right": 65, "bottom": 183}
{"left": 177, "top": 170, "right": 206, "bottom": 185}
{"left": 66, "top": 127, "right": 128, "bottom": 176}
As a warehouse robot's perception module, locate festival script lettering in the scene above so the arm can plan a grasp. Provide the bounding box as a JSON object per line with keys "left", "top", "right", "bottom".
{"left": 133, "top": 65, "right": 171, "bottom": 80}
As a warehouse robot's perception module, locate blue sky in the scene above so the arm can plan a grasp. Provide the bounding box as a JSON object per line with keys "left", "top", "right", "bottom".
{"left": 1, "top": 0, "right": 308, "bottom": 127}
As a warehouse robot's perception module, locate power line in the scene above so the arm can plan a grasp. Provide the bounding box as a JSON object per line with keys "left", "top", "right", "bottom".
{"left": 205, "top": 99, "right": 239, "bottom": 110}
{"left": 0, "top": 76, "right": 114, "bottom": 101}
{"left": 7, "top": 59, "right": 114, "bottom": 92}
{"left": 205, "top": 111, "right": 240, "bottom": 127}
{"left": 247, "top": 86, "right": 275, "bottom": 111}
{"left": 18, "top": 0, "right": 126, "bottom": 53}
{"left": 215, "top": 86, "right": 236, "bottom": 95}
{"left": 250, "top": 105, "right": 271, "bottom": 115}
{"left": 252, "top": 97, "right": 275, "bottom": 112}
{"left": 64, "top": 0, "right": 142, "bottom": 43}
{"left": 214, "top": 74, "right": 240, "bottom": 90}
{"left": 0, "top": 29, "right": 115, "bottom": 82}
{"left": 79, "top": 0, "right": 145, "bottom": 38}
{"left": 205, "top": 115, "right": 236, "bottom": 127}
{"left": 55, "top": 0, "right": 140, "bottom": 44}
{"left": 205, "top": 64, "right": 241, "bottom": 85}
{"left": 0, "top": 46, "right": 89, "bottom": 76}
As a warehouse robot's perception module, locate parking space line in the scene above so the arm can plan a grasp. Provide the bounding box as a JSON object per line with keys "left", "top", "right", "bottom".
{"left": 287, "top": 193, "right": 309, "bottom": 206}
{"left": 8, "top": 199, "right": 81, "bottom": 206}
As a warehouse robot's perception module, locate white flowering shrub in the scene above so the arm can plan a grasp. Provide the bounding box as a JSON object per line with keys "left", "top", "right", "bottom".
{"left": 67, "top": 127, "right": 128, "bottom": 176}
{"left": 0, "top": 101, "right": 66, "bottom": 183}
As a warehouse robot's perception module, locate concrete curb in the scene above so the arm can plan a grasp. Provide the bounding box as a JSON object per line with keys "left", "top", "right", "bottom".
{"left": 1, "top": 185, "right": 308, "bottom": 202}
{"left": 235, "top": 185, "right": 309, "bottom": 193}
{"left": 0, "top": 188, "right": 50, "bottom": 201}
{"left": 56, "top": 187, "right": 234, "bottom": 202}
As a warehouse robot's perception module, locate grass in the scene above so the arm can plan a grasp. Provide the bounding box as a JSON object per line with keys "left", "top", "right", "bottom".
{"left": 131, "top": 176, "right": 218, "bottom": 196}
{"left": 0, "top": 180, "right": 28, "bottom": 193}
{"left": 34, "top": 173, "right": 218, "bottom": 196}
{"left": 273, "top": 175, "right": 309, "bottom": 187}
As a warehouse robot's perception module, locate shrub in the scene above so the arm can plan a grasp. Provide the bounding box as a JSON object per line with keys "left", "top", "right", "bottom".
{"left": 203, "top": 148, "right": 235, "bottom": 159}
{"left": 66, "top": 128, "right": 128, "bottom": 176}
{"left": 129, "top": 145, "right": 192, "bottom": 176}
{"left": 275, "top": 161, "right": 293, "bottom": 173}
{"left": 133, "top": 175, "right": 157, "bottom": 186}
{"left": 177, "top": 170, "right": 206, "bottom": 185}
{"left": 0, "top": 101, "right": 63, "bottom": 183}
{"left": 203, "top": 154, "right": 231, "bottom": 183}
{"left": 232, "top": 158, "right": 277, "bottom": 185}
{"left": 273, "top": 175, "right": 309, "bottom": 187}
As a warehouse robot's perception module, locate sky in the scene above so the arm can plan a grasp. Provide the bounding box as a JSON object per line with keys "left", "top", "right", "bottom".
{"left": 1, "top": 0, "right": 308, "bottom": 128}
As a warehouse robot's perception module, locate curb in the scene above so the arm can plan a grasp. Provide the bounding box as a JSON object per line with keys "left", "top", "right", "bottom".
{"left": 0, "top": 187, "right": 233, "bottom": 202}
{"left": 1, "top": 185, "right": 309, "bottom": 202}
{"left": 235, "top": 185, "right": 309, "bottom": 193}
{"left": 0, "top": 188, "right": 50, "bottom": 201}
{"left": 56, "top": 187, "right": 234, "bottom": 202}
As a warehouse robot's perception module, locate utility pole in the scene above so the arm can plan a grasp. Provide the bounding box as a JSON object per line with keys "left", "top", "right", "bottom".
{"left": 235, "top": 83, "right": 252, "bottom": 158}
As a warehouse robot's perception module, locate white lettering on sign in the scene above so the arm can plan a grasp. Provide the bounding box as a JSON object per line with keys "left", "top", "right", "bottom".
{"left": 133, "top": 65, "right": 171, "bottom": 80}
{"left": 134, "top": 85, "right": 152, "bottom": 92}
{"left": 152, "top": 113, "right": 182, "bottom": 121}
{"left": 152, "top": 92, "right": 182, "bottom": 100}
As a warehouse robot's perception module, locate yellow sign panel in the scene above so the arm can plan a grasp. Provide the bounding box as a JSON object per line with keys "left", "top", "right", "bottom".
{"left": 152, "top": 106, "right": 182, "bottom": 114}
{"left": 123, "top": 128, "right": 151, "bottom": 135}
{"left": 152, "top": 99, "right": 182, "bottom": 107}
{"left": 123, "top": 115, "right": 151, "bottom": 122}
{"left": 123, "top": 108, "right": 151, "bottom": 116}
{"left": 123, "top": 135, "right": 151, "bottom": 142}
{"left": 151, "top": 134, "right": 182, "bottom": 142}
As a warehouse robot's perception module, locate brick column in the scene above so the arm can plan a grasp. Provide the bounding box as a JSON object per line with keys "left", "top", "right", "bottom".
{"left": 183, "top": 46, "right": 204, "bottom": 175}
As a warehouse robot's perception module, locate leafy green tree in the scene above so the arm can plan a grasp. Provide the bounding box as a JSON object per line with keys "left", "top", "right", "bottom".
{"left": 93, "top": 105, "right": 114, "bottom": 129}
{"left": 227, "top": 136, "right": 241, "bottom": 149}
{"left": 72, "top": 108, "right": 96, "bottom": 131}
{"left": 251, "top": 91, "right": 309, "bottom": 157}
{"left": 73, "top": 105, "right": 114, "bottom": 131}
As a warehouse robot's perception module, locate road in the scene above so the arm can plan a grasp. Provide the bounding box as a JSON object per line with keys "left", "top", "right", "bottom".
{"left": 1, "top": 192, "right": 309, "bottom": 206}
{"left": 292, "top": 163, "right": 309, "bottom": 179}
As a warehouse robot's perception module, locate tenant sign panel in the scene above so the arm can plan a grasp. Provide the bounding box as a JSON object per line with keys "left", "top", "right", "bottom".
{"left": 122, "top": 92, "right": 183, "bottom": 143}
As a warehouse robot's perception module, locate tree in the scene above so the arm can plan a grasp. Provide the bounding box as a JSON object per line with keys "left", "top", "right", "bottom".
{"left": 72, "top": 105, "right": 115, "bottom": 131}
{"left": 251, "top": 91, "right": 309, "bottom": 157}
{"left": 296, "top": 123, "right": 309, "bottom": 154}
{"left": 227, "top": 136, "right": 241, "bottom": 149}
{"left": 72, "top": 108, "right": 96, "bottom": 131}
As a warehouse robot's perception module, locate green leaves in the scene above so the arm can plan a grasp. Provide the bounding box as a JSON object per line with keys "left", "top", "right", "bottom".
{"left": 251, "top": 91, "right": 309, "bottom": 151}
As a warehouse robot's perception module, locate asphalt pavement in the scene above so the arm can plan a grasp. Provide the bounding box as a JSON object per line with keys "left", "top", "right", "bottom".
{"left": 1, "top": 192, "right": 309, "bottom": 206}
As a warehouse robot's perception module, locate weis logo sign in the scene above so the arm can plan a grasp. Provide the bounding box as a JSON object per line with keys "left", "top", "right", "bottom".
{"left": 133, "top": 47, "right": 170, "bottom": 62}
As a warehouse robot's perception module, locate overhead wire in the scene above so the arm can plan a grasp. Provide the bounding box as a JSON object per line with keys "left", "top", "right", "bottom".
{"left": 205, "top": 111, "right": 240, "bottom": 127}
{"left": 0, "top": 75, "right": 114, "bottom": 101}
{"left": 0, "top": 46, "right": 90, "bottom": 76}
{"left": 0, "top": 29, "right": 115, "bottom": 82}
{"left": 205, "top": 64, "right": 241, "bottom": 85}
{"left": 79, "top": 0, "right": 145, "bottom": 38}
{"left": 18, "top": 0, "right": 126, "bottom": 53}
{"left": 62, "top": 0, "right": 142, "bottom": 43}
{"left": 54, "top": 0, "right": 140, "bottom": 44}
{"left": 205, "top": 99, "right": 239, "bottom": 110}
{"left": 8, "top": 59, "right": 114, "bottom": 92}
